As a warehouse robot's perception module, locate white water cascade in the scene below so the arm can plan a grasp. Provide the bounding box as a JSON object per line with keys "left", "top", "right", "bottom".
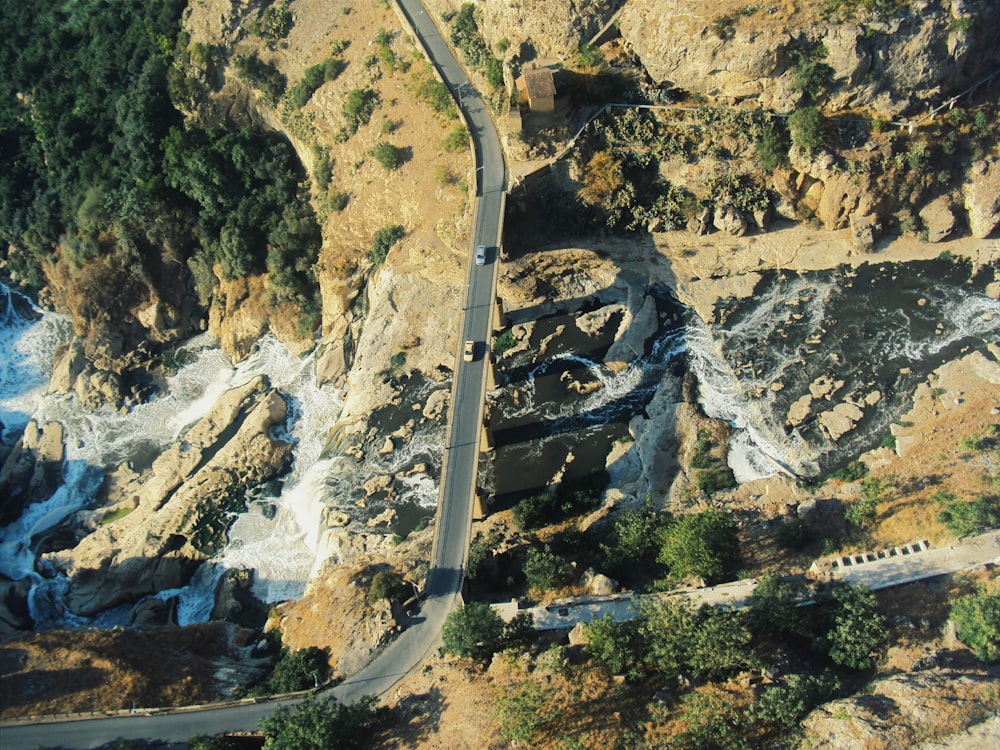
{"left": 0, "top": 284, "right": 345, "bottom": 626}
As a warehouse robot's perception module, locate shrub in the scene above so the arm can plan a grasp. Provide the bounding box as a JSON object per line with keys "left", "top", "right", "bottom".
{"left": 442, "top": 602, "right": 534, "bottom": 661}
{"left": 756, "top": 120, "right": 789, "bottom": 170}
{"left": 367, "top": 224, "right": 405, "bottom": 267}
{"left": 370, "top": 142, "right": 405, "bottom": 170}
{"left": 493, "top": 327, "right": 517, "bottom": 354}
{"left": 937, "top": 494, "right": 1000, "bottom": 536}
{"left": 585, "top": 615, "right": 644, "bottom": 679}
{"left": 790, "top": 44, "right": 834, "bottom": 101}
{"left": 233, "top": 54, "right": 287, "bottom": 105}
{"left": 253, "top": 2, "right": 293, "bottom": 44}
{"left": 267, "top": 646, "right": 329, "bottom": 693}
{"left": 442, "top": 124, "right": 469, "bottom": 152}
{"left": 950, "top": 588, "right": 1000, "bottom": 662}
{"left": 830, "top": 460, "right": 867, "bottom": 482}
{"left": 511, "top": 471, "right": 609, "bottom": 531}
{"left": 788, "top": 106, "right": 826, "bottom": 153}
{"left": 342, "top": 88, "right": 379, "bottom": 134}
{"left": 288, "top": 58, "right": 346, "bottom": 108}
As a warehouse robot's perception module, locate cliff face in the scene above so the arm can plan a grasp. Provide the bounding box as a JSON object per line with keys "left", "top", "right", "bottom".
{"left": 617, "top": 0, "right": 1000, "bottom": 116}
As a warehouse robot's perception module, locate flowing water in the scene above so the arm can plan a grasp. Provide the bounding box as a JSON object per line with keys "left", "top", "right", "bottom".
{"left": 1, "top": 255, "right": 995, "bottom": 626}
{"left": 486, "top": 287, "right": 687, "bottom": 503}
{"left": 0, "top": 284, "right": 394, "bottom": 626}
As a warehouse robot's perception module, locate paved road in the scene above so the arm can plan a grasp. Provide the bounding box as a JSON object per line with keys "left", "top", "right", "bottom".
{"left": 0, "top": 2, "right": 505, "bottom": 748}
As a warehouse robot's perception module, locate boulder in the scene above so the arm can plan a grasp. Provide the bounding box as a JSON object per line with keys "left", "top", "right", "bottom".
{"left": 568, "top": 621, "right": 590, "bottom": 647}
{"left": 46, "top": 377, "right": 293, "bottom": 617}
{"left": 581, "top": 568, "right": 618, "bottom": 596}
{"left": 48, "top": 339, "right": 87, "bottom": 395}
{"left": 130, "top": 595, "right": 178, "bottom": 628}
{"left": 919, "top": 194, "right": 959, "bottom": 243}
{"left": 963, "top": 157, "right": 1000, "bottom": 239}
{"left": 0, "top": 419, "right": 65, "bottom": 525}
{"left": 849, "top": 212, "right": 880, "bottom": 252}
{"left": 819, "top": 402, "right": 864, "bottom": 441}
{"left": 686, "top": 207, "right": 712, "bottom": 235}
{"left": 0, "top": 573, "right": 33, "bottom": 635}
{"left": 713, "top": 203, "right": 749, "bottom": 237}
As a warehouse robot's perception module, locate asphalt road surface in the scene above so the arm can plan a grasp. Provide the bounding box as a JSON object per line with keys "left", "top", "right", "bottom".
{"left": 0, "top": 1, "right": 505, "bottom": 747}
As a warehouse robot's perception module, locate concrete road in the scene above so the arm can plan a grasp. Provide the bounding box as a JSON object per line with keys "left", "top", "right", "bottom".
{"left": 0, "top": 1, "right": 505, "bottom": 748}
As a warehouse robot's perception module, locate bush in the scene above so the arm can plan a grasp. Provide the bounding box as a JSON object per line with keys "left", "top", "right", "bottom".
{"left": 788, "top": 106, "right": 826, "bottom": 153}
{"left": 443, "top": 124, "right": 469, "bottom": 152}
{"left": 253, "top": 2, "right": 293, "bottom": 44}
{"left": 258, "top": 694, "right": 390, "bottom": 750}
{"left": 937, "top": 494, "right": 1000, "bottom": 536}
{"left": 585, "top": 615, "right": 644, "bottom": 679}
{"left": 288, "top": 58, "right": 346, "bottom": 108}
{"left": 233, "top": 54, "right": 287, "bottom": 105}
{"left": 367, "top": 224, "right": 405, "bottom": 267}
{"left": 342, "top": 88, "right": 380, "bottom": 134}
{"left": 493, "top": 327, "right": 517, "bottom": 354}
{"left": 370, "top": 142, "right": 406, "bottom": 170}
{"left": 511, "top": 471, "right": 609, "bottom": 531}
{"left": 756, "top": 120, "right": 788, "bottom": 170}
{"left": 830, "top": 460, "right": 867, "bottom": 482}
{"left": 950, "top": 588, "right": 1000, "bottom": 662}
{"left": 658, "top": 510, "right": 738, "bottom": 582}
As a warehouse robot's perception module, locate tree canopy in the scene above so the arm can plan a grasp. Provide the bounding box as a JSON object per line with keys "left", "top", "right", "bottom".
{"left": 258, "top": 694, "right": 389, "bottom": 750}
{"left": 951, "top": 588, "right": 1000, "bottom": 662}
{"left": 657, "top": 510, "right": 739, "bottom": 582}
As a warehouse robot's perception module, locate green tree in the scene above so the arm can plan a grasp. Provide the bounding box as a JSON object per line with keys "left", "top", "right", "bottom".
{"left": 268, "top": 646, "right": 330, "bottom": 693}
{"left": 788, "top": 106, "right": 826, "bottom": 154}
{"left": 747, "top": 574, "right": 808, "bottom": 639}
{"left": 258, "top": 694, "right": 389, "bottom": 750}
{"left": 950, "top": 588, "right": 1000, "bottom": 662}
{"left": 584, "top": 615, "right": 644, "bottom": 679}
{"left": 817, "top": 584, "right": 887, "bottom": 670}
{"left": 368, "top": 569, "right": 407, "bottom": 604}
{"left": 342, "top": 88, "right": 380, "bottom": 134}
{"left": 756, "top": 120, "right": 789, "bottom": 170}
{"left": 845, "top": 475, "right": 890, "bottom": 527}
{"left": 658, "top": 510, "right": 738, "bottom": 581}
{"left": 523, "top": 546, "right": 570, "bottom": 590}
{"left": 751, "top": 670, "right": 840, "bottom": 729}
{"left": 367, "top": 224, "right": 405, "bottom": 267}
{"left": 441, "top": 601, "right": 506, "bottom": 661}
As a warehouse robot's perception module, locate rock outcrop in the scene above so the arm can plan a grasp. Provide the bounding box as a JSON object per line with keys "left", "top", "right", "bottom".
{"left": 963, "top": 157, "right": 1000, "bottom": 239}
{"left": 0, "top": 420, "right": 65, "bottom": 526}
{"left": 802, "top": 667, "right": 1000, "bottom": 750}
{"left": 617, "top": 0, "right": 1000, "bottom": 117}
{"left": 44, "top": 376, "right": 293, "bottom": 617}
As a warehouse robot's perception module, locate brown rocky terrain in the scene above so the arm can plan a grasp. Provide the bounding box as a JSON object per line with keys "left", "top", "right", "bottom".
{"left": 1, "top": 0, "right": 998, "bottom": 746}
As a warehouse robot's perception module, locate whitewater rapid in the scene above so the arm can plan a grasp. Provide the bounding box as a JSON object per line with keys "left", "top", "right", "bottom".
{"left": 0, "top": 284, "right": 349, "bottom": 626}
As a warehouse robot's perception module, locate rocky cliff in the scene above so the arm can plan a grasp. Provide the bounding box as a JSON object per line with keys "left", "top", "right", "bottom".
{"left": 617, "top": 0, "right": 1000, "bottom": 117}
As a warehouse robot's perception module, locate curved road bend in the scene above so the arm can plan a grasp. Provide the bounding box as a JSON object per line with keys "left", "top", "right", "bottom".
{"left": 0, "top": 1, "right": 505, "bottom": 748}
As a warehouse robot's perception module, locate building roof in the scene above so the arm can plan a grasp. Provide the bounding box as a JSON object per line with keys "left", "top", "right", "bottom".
{"left": 522, "top": 68, "right": 556, "bottom": 100}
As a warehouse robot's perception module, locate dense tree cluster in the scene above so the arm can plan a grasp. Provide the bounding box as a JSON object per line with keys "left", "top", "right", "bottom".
{"left": 0, "top": 0, "right": 323, "bottom": 332}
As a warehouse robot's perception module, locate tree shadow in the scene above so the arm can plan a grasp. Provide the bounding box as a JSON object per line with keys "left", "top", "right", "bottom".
{"left": 387, "top": 686, "right": 447, "bottom": 746}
